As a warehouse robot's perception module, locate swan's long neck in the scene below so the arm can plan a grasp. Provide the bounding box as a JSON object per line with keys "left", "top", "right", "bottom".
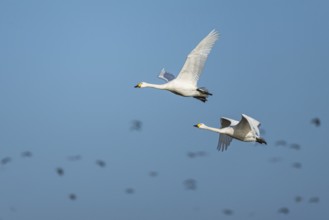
{"left": 143, "top": 82, "right": 167, "bottom": 90}
{"left": 202, "top": 125, "right": 232, "bottom": 135}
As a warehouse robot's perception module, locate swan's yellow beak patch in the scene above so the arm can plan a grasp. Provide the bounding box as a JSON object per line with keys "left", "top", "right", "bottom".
{"left": 134, "top": 83, "right": 142, "bottom": 88}
{"left": 193, "top": 123, "right": 201, "bottom": 128}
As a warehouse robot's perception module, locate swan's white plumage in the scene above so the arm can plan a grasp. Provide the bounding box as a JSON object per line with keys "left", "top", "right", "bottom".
{"left": 234, "top": 114, "right": 261, "bottom": 138}
{"left": 175, "top": 29, "right": 219, "bottom": 87}
{"left": 194, "top": 114, "right": 266, "bottom": 151}
{"left": 218, "top": 134, "right": 232, "bottom": 151}
{"left": 135, "top": 29, "right": 219, "bottom": 102}
{"left": 218, "top": 117, "right": 238, "bottom": 151}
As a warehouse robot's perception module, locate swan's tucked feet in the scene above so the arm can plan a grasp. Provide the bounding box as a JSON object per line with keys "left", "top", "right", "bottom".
{"left": 194, "top": 97, "right": 207, "bottom": 102}
{"left": 256, "top": 137, "right": 267, "bottom": 145}
{"left": 197, "top": 87, "right": 213, "bottom": 96}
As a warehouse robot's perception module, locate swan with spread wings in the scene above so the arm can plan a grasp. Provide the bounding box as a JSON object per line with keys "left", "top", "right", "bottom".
{"left": 134, "top": 30, "right": 219, "bottom": 102}
{"left": 194, "top": 114, "right": 267, "bottom": 151}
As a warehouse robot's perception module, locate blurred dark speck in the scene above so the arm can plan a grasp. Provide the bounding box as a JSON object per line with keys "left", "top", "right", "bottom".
{"left": 295, "top": 196, "right": 303, "bottom": 203}
{"left": 278, "top": 207, "right": 289, "bottom": 214}
{"left": 69, "top": 193, "right": 77, "bottom": 200}
{"left": 290, "top": 143, "right": 301, "bottom": 151}
{"left": 187, "top": 152, "right": 196, "bottom": 158}
{"left": 96, "top": 160, "right": 106, "bottom": 167}
{"left": 1, "top": 157, "right": 11, "bottom": 165}
{"left": 149, "top": 171, "right": 158, "bottom": 177}
{"left": 183, "top": 178, "right": 197, "bottom": 190}
{"left": 125, "top": 188, "right": 135, "bottom": 194}
{"left": 309, "top": 196, "right": 320, "bottom": 203}
{"left": 21, "top": 151, "right": 32, "bottom": 158}
{"left": 56, "top": 167, "right": 64, "bottom": 176}
{"left": 222, "top": 208, "right": 234, "bottom": 215}
{"left": 130, "top": 120, "right": 142, "bottom": 131}
{"left": 311, "top": 117, "right": 321, "bottom": 127}
{"left": 292, "top": 162, "right": 302, "bottom": 169}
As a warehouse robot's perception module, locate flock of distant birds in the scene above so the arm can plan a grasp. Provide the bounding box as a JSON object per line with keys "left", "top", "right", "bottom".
{"left": 0, "top": 28, "right": 324, "bottom": 217}
{"left": 0, "top": 117, "right": 321, "bottom": 216}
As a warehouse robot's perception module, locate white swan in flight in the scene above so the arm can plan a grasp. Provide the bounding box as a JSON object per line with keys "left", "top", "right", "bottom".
{"left": 194, "top": 114, "right": 267, "bottom": 151}
{"left": 135, "top": 29, "right": 219, "bottom": 102}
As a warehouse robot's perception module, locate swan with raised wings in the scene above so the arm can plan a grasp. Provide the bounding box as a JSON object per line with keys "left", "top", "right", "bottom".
{"left": 134, "top": 30, "right": 219, "bottom": 102}
{"left": 194, "top": 114, "right": 267, "bottom": 151}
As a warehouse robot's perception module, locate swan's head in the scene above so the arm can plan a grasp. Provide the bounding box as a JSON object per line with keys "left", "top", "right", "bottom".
{"left": 134, "top": 82, "right": 145, "bottom": 88}
{"left": 256, "top": 137, "right": 267, "bottom": 145}
{"left": 193, "top": 123, "right": 206, "bottom": 129}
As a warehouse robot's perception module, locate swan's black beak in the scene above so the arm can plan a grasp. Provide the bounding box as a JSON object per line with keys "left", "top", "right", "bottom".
{"left": 193, "top": 124, "right": 198, "bottom": 127}
{"left": 256, "top": 137, "right": 267, "bottom": 145}
{"left": 134, "top": 85, "right": 139, "bottom": 88}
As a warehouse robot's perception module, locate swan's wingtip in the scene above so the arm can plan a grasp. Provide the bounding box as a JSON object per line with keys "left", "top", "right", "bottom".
{"left": 209, "top": 29, "right": 220, "bottom": 37}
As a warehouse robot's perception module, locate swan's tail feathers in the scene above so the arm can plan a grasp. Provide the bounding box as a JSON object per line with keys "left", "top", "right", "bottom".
{"left": 197, "top": 87, "right": 213, "bottom": 96}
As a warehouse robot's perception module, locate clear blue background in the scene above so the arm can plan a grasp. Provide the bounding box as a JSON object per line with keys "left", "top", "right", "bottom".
{"left": 1, "top": 0, "right": 328, "bottom": 219}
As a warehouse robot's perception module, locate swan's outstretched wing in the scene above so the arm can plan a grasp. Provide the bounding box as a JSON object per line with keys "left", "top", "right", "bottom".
{"left": 235, "top": 114, "right": 262, "bottom": 138}
{"left": 175, "top": 30, "right": 219, "bottom": 86}
{"left": 220, "top": 117, "right": 239, "bottom": 128}
{"left": 241, "top": 114, "right": 261, "bottom": 136}
{"left": 242, "top": 114, "right": 261, "bottom": 127}
{"left": 158, "top": 68, "right": 176, "bottom": 82}
{"left": 217, "top": 134, "right": 233, "bottom": 151}
{"left": 217, "top": 117, "right": 237, "bottom": 151}
{"left": 234, "top": 114, "right": 253, "bottom": 137}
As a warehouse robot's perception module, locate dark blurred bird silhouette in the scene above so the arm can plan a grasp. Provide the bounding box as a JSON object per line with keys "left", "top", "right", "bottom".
{"left": 278, "top": 207, "right": 289, "bottom": 214}
{"left": 96, "top": 160, "right": 106, "bottom": 167}
{"left": 295, "top": 196, "right": 303, "bottom": 203}
{"left": 21, "top": 151, "right": 32, "bottom": 158}
{"left": 311, "top": 117, "right": 321, "bottom": 127}
{"left": 309, "top": 196, "right": 320, "bottom": 203}
{"left": 149, "top": 171, "right": 158, "bottom": 177}
{"left": 183, "top": 178, "right": 197, "bottom": 190}
{"left": 68, "top": 193, "right": 77, "bottom": 200}
{"left": 125, "top": 188, "right": 135, "bottom": 194}
{"left": 222, "top": 208, "right": 234, "bottom": 216}
{"left": 290, "top": 143, "right": 301, "bottom": 151}
{"left": 292, "top": 162, "right": 302, "bottom": 169}
{"left": 130, "top": 120, "right": 142, "bottom": 131}
{"left": 187, "top": 152, "right": 196, "bottom": 158}
{"left": 56, "top": 167, "right": 64, "bottom": 176}
{"left": 1, "top": 157, "right": 11, "bottom": 165}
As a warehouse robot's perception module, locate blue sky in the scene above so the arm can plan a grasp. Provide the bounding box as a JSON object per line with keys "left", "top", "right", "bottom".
{"left": 1, "top": 0, "right": 329, "bottom": 219}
